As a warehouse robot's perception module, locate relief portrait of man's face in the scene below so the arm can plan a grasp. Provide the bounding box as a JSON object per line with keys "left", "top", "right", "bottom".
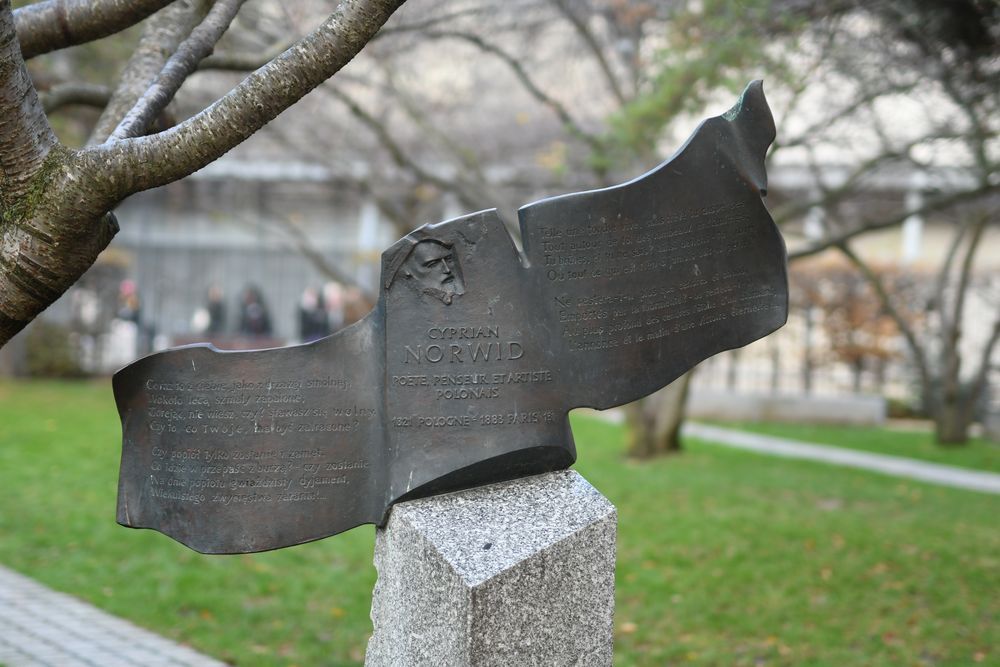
{"left": 403, "top": 240, "right": 466, "bottom": 304}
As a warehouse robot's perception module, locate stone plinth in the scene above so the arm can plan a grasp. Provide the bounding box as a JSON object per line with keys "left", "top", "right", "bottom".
{"left": 365, "top": 470, "right": 617, "bottom": 667}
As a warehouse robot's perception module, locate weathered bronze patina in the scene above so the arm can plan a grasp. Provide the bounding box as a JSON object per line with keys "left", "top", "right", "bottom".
{"left": 114, "top": 81, "right": 787, "bottom": 554}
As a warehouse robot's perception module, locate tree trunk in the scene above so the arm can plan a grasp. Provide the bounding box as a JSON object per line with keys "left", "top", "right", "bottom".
{"left": 769, "top": 342, "right": 780, "bottom": 393}
{"left": 802, "top": 306, "right": 814, "bottom": 394}
{"left": 0, "top": 150, "right": 121, "bottom": 346}
{"left": 933, "top": 384, "right": 977, "bottom": 446}
{"left": 625, "top": 370, "right": 693, "bottom": 458}
{"left": 935, "top": 402, "right": 972, "bottom": 445}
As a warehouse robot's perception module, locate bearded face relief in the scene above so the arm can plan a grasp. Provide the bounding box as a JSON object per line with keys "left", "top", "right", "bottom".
{"left": 403, "top": 240, "right": 465, "bottom": 304}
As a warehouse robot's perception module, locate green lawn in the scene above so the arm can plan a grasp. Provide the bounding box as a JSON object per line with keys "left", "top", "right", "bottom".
{"left": 0, "top": 380, "right": 997, "bottom": 666}
{"left": 710, "top": 420, "right": 1000, "bottom": 473}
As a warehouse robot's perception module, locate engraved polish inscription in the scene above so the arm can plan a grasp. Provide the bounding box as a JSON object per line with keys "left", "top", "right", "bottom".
{"left": 140, "top": 376, "right": 373, "bottom": 506}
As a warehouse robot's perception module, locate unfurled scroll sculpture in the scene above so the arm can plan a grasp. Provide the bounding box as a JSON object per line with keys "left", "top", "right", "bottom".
{"left": 113, "top": 81, "right": 787, "bottom": 554}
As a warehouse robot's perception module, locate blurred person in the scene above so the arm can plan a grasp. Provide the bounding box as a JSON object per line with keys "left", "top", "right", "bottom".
{"left": 206, "top": 285, "right": 226, "bottom": 334}
{"left": 238, "top": 285, "right": 272, "bottom": 337}
{"left": 343, "top": 285, "right": 371, "bottom": 327}
{"left": 116, "top": 279, "right": 141, "bottom": 323}
{"left": 192, "top": 285, "right": 226, "bottom": 335}
{"left": 299, "top": 286, "right": 329, "bottom": 343}
{"left": 107, "top": 279, "right": 142, "bottom": 367}
{"left": 322, "top": 281, "right": 345, "bottom": 333}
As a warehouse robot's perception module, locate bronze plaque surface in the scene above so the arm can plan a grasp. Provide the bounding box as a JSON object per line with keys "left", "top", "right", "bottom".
{"left": 114, "top": 81, "right": 788, "bottom": 553}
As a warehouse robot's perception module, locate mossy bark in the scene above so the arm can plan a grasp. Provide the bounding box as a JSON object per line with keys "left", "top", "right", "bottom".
{"left": 0, "top": 148, "right": 120, "bottom": 346}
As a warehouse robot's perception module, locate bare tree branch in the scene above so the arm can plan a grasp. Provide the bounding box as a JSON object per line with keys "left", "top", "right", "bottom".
{"left": 328, "top": 86, "right": 455, "bottom": 195}
{"left": 909, "top": 33, "right": 995, "bottom": 180}
{"left": 270, "top": 214, "right": 376, "bottom": 302}
{"left": 930, "top": 218, "right": 970, "bottom": 331}
{"left": 787, "top": 183, "right": 1000, "bottom": 261}
{"left": 835, "top": 240, "right": 933, "bottom": 399}
{"left": 548, "top": 0, "right": 627, "bottom": 108}
{"left": 198, "top": 37, "right": 294, "bottom": 71}
{"left": 89, "top": 0, "right": 209, "bottom": 145}
{"left": 940, "top": 215, "right": 990, "bottom": 404}
{"left": 376, "top": 6, "right": 488, "bottom": 36}
{"left": 378, "top": 66, "right": 524, "bottom": 211}
{"left": 109, "top": 0, "right": 248, "bottom": 141}
{"left": 361, "top": 181, "right": 415, "bottom": 237}
{"left": 330, "top": 81, "right": 522, "bottom": 235}
{"left": 774, "top": 130, "right": 971, "bottom": 225}
{"left": 775, "top": 81, "right": 920, "bottom": 152}
{"left": 13, "top": 0, "right": 175, "bottom": 60}
{"left": 2, "top": 0, "right": 406, "bottom": 346}
{"left": 41, "top": 82, "right": 111, "bottom": 113}
{"left": 76, "top": 0, "right": 407, "bottom": 200}
{"left": 0, "top": 0, "right": 57, "bottom": 201}
{"left": 422, "top": 29, "right": 604, "bottom": 155}
{"left": 383, "top": 73, "right": 524, "bottom": 232}
{"left": 970, "top": 315, "right": 1000, "bottom": 405}
{"left": 41, "top": 82, "right": 177, "bottom": 133}
{"left": 948, "top": 216, "right": 990, "bottom": 342}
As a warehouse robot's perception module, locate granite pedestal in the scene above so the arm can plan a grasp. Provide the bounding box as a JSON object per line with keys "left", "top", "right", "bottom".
{"left": 365, "top": 470, "right": 617, "bottom": 666}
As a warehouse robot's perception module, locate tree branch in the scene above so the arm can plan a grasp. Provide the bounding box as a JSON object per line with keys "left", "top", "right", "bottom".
{"left": 970, "top": 314, "right": 1000, "bottom": 406}
{"left": 381, "top": 66, "right": 522, "bottom": 212}
{"left": 109, "top": 0, "right": 247, "bottom": 141}
{"left": 327, "top": 86, "right": 454, "bottom": 195}
{"left": 930, "top": 218, "right": 970, "bottom": 332}
{"left": 269, "top": 214, "right": 376, "bottom": 302}
{"left": 548, "top": 0, "right": 627, "bottom": 108}
{"left": 77, "top": 0, "right": 406, "bottom": 199}
{"left": 0, "top": 0, "right": 57, "bottom": 201}
{"left": 198, "top": 38, "right": 293, "bottom": 71}
{"left": 13, "top": 0, "right": 176, "bottom": 60}
{"left": 773, "top": 127, "right": 975, "bottom": 226}
{"left": 775, "top": 81, "right": 920, "bottom": 152}
{"left": 89, "top": 0, "right": 209, "bottom": 145}
{"left": 382, "top": 71, "right": 523, "bottom": 232}
{"left": 940, "top": 215, "right": 990, "bottom": 403}
{"left": 787, "top": 183, "right": 1000, "bottom": 261}
{"left": 421, "top": 29, "right": 604, "bottom": 154}
{"left": 41, "top": 82, "right": 111, "bottom": 113}
{"left": 948, "top": 215, "right": 989, "bottom": 348}
{"left": 835, "top": 240, "right": 932, "bottom": 399}
{"left": 376, "top": 6, "right": 488, "bottom": 37}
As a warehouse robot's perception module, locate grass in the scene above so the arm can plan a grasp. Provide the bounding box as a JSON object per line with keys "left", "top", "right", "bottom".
{"left": 0, "top": 379, "right": 997, "bottom": 666}
{"left": 709, "top": 420, "right": 1000, "bottom": 473}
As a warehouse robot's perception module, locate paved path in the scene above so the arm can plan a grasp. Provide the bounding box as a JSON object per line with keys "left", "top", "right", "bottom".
{"left": 0, "top": 566, "right": 226, "bottom": 667}
{"left": 684, "top": 422, "right": 1000, "bottom": 495}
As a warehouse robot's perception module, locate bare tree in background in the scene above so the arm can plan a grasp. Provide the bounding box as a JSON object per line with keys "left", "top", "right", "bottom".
{"left": 777, "top": 1, "right": 999, "bottom": 444}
